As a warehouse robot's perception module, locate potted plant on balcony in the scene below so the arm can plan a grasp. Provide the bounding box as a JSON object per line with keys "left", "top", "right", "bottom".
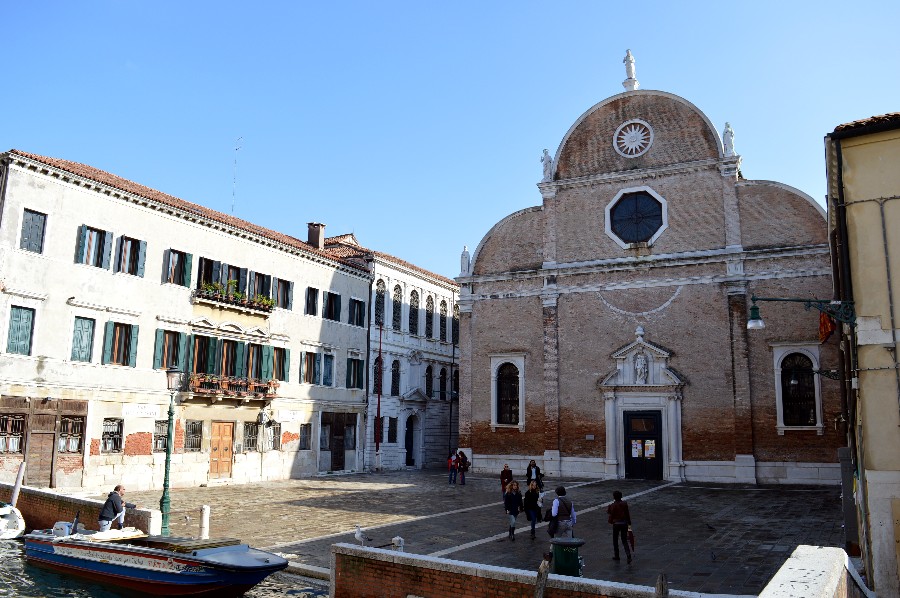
{"left": 253, "top": 294, "right": 276, "bottom": 312}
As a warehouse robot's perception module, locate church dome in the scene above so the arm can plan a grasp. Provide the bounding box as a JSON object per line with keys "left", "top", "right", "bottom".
{"left": 553, "top": 90, "right": 722, "bottom": 181}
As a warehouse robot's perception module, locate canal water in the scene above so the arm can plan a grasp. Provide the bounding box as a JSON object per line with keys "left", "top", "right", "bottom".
{"left": 0, "top": 540, "right": 327, "bottom": 597}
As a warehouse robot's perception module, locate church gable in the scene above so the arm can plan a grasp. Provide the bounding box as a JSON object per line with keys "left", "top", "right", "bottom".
{"left": 600, "top": 326, "right": 685, "bottom": 388}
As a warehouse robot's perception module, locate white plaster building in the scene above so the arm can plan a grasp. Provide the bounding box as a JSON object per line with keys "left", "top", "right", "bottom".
{"left": 0, "top": 150, "right": 373, "bottom": 490}
{"left": 322, "top": 236, "right": 459, "bottom": 471}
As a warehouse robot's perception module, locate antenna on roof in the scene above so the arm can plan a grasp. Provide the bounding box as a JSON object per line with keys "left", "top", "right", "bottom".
{"left": 232, "top": 136, "right": 243, "bottom": 215}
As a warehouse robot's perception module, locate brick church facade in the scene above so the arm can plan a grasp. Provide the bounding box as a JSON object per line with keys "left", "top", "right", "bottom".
{"left": 456, "top": 58, "right": 842, "bottom": 484}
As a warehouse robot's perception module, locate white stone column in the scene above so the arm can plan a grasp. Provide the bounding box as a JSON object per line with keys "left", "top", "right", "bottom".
{"left": 604, "top": 393, "right": 619, "bottom": 477}
{"left": 666, "top": 394, "right": 685, "bottom": 481}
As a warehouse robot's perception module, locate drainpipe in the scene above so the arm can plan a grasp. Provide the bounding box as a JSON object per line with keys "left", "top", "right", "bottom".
{"left": 363, "top": 253, "right": 376, "bottom": 471}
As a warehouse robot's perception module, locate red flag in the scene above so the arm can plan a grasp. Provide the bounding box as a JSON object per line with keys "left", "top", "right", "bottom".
{"left": 819, "top": 312, "right": 837, "bottom": 343}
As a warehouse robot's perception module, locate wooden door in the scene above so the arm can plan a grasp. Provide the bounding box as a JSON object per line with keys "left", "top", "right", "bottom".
{"left": 404, "top": 417, "right": 415, "bottom": 466}
{"left": 330, "top": 413, "right": 345, "bottom": 471}
{"left": 209, "top": 422, "right": 233, "bottom": 479}
{"left": 25, "top": 432, "right": 54, "bottom": 487}
{"left": 624, "top": 411, "right": 663, "bottom": 480}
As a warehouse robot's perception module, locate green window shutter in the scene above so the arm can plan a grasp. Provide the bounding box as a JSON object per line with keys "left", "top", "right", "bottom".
{"left": 335, "top": 295, "right": 342, "bottom": 321}
{"left": 346, "top": 358, "right": 352, "bottom": 388}
{"left": 262, "top": 345, "right": 274, "bottom": 380}
{"left": 181, "top": 334, "right": 193, "bottom": 373}
{"left": 263, "top": 275, "right": 271, "bottom": 297}
{"left": 74, "top": 224, "right": 87, "bottom": 263}
{"left": 136, "top": 240, "right": 147, "bottom": 277}
{"left": 286, "top": 282, "right": 294, "bottom": 311}
{"left": 314, "top": 353, "right": 321, "bottom": 384}
{"left": 238, "top": 268, "right": 248, "bottom": 295}
{"left": 113, "top": 236, "right": 123, "bottom": 273}
{"left": 127, "top": 325, "right": 139, "bottom": 367}
{"left": 6, "top": 307, "right": 34, "bottom": 355}
{"left": 101, "top": 321, "right": 115, "bottom": 364}
{"left": 323, "top": 354, "right": 333, "bottom": 386}
{"left": 101, "top": 232, "right": 113, "bottom": 269}
{"left": 182, "top": 253, "right": 193, "bottom": 287}
{"left": 71, "top": 317, "right": 94, "bottom": 362}
{"left": 235, "top": 343, "right": 247, "bottom": 378}
{"left": 153, "top": 329, "right": 165, "bottom": 369}
{"left": 208, "top": 337, "right": 220, "bottom": 374}
{"left": 283, "top": 349, "right": 290, "bottom": 383}
{"left": 161, "top": 249, "right": 171, "bottom": 283}
{"left": 299, "top": 351, "right": 305, "bottom": 382}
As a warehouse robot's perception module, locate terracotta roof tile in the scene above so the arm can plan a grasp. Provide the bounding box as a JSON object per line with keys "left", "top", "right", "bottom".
{"left": 833, "top": 112, "right": 900, "bottom": 134}
{"left": 323, "top": 237, "right": 458, "bottom": 287}
{"left": 6, "top": 150, "right": 365, "bottom": 272}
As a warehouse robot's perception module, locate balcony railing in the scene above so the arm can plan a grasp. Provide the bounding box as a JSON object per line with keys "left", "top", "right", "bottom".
{"left": 193, "top": 288, "right": 275, "bottom": 314}
{"left": 188, "top": 373, "right": 278, "bottom": 399}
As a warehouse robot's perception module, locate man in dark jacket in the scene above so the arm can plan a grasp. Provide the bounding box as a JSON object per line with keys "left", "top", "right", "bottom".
{"left": 525, "top": 459, "right": 544, "bottom": 490}
{"left": 99, "top": 485, "right": 136, "bottom": 531}
{"left": 607, "top": 490, "right": 632, "bottom": 563}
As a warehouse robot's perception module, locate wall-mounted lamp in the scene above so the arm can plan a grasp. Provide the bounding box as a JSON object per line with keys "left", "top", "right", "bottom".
{"left": 746, "top": 295, "right": 856, "bottom": 331}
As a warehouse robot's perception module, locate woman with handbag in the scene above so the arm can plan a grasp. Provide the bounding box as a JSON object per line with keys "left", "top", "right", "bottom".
{"left": 503, "top": 480, "right": 523, "bottom": 541}
{"left": 523, "top": 480, "right": 542, "bottom": 539}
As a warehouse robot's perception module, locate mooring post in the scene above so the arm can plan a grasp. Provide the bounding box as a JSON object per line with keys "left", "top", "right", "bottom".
{"left": 199, "top": 505, "right": 210, "bottom": 539}
{"left": 10, "top": 462, "right": 26, "bottom": 507}
{"left": 655, "top": 572, "right": 669, "bottom": 597}
{"left": 534, "top": 552, "right": 552, "bottom": 598}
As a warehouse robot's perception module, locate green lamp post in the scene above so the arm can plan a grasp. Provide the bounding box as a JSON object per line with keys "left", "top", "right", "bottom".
{"left": 160, "top": 366, "right": 182, "bottom": 536}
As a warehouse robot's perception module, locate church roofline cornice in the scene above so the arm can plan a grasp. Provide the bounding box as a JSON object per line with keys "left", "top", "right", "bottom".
{"left": 540, "top": 157, "right": 721, "bottom": 192}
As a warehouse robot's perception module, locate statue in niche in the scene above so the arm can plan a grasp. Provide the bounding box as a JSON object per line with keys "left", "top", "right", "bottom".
{"left": 723, "top": 122, "right": 736, "bottom": 157}
{"left": 460, "top": 246, "right": 471, "bottom": 276}
{"left": 624, "top": 50, "right": 636, "bottom": 80}
{"left": 634, "top": 352, "right": 648, "bottom": 385}
{"left": 541, "top": 149, "right": 553, "bottom": 182}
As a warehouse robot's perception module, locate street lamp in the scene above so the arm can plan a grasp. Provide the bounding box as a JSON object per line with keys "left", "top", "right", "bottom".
{"left": 160, "top": 366, "right": 182, "bottom": 536}
{"left": 746, "top": 295, "right": 856, "bottom": 330}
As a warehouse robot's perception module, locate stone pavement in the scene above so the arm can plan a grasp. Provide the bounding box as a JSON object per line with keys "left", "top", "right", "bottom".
{"left": 120, "top": 470, "right": 844, "bottom": 595}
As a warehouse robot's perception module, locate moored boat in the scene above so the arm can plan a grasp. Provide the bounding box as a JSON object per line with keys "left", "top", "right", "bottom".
{"left": 0, "top": 501, "right": 25, "bottom": 539}
{"left": 23, "top": 525, "right": 288, "bottom": 596}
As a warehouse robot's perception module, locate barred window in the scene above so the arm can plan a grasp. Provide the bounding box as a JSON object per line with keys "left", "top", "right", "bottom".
{"left": 299, "top": 423, "right": 312, "bottom": 450}
{"left": 153, "top": 420, "right": 169, "bottom": 452}
{"left": 0, "top": 414, "right": 26, "bottom": 454}
{"left": 58, "top": 416, "right": 84, "bottom": 454}
{"left": 440, "top": 300, "right": 448, "bottom": 342}
{"left": 344, "top": 423, "right": 356, "bottom": 450}
{"left": 101, "top": 418, "right": 123, "bottom": 453}
{"left": 244, "top": 422, "right": 259, "bottom": 452}
{"left": 392, "top": 285, "right": 402, "bottom": 330}
{"left": 320, "top": 423, "right": 331, "bottom": 450}
{"left": 375, "top": 280, "right": 386, "bottom": 326}
{"left": 781, "top": 353, "right": 816, "bottom": 426}
{"left": 497, "top": 363, "right": 520, "bottom": 425}
{"left": 261, "top": 422, "right": 281, "bottom": 451}
{"left": 387, "top": 417, "right": 398, "bottom": 443}
{"left": 185, "top": 420, "right": 202, "bottom": 452}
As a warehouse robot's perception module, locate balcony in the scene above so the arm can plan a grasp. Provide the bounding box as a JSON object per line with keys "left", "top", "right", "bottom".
{"left": 188, "top": 373, "right": 278, "bottom": 402}
{"left": 192, "top": 285, "right": 275, "bottom": 315}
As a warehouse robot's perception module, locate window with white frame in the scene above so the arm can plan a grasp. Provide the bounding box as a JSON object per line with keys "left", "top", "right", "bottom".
{"left": 772, "top": 344, "right": 823, "bottom": 435}
{"left": 490, "top": 354, "right": 525, "bottom": 431}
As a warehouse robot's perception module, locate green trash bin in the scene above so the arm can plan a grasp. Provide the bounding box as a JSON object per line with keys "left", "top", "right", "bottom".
{"left": 550, "top": 537, "right": 585, "bottom": 576}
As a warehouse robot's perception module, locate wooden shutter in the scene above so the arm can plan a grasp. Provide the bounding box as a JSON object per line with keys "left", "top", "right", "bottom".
{"left": 234, "top": 342, "right": 247, "bottom": 378}
{"left": 74, "top": 224, "right": 87, "bottom": 263}
{"left": 286, "top": 282, "right": 294, "bottom": 311}
{"left": 335, "top": 295, "right": 342, "bottom": 321}
{"left": 239, "top": 268, "right": 249, "bottom": 295}
{"left": 102, "top": 321, "right": 115, "bottom": 364}
{"left": 181, "top": 333, "right": 193, "bottom": 373}
{"left": 207, "top": 337, "right": 220, "bottom": 374}
{"left": 263, "top": 275, "right": 271, "bottom": 297}
{"left": 127, "top": 325, "right": 139, "bottom": 367}
{"left": 283, "top": 349, "right": 291, "bottom": 383}
{"left": 161, "top": 249, "right": 171, "bottom": 283}
{"left": 346, "top": 358, "right": 352, "bottom": 388}
{"left": 136, "top": 240, "right": 147, "bottom": 277}
{"left": 153, "top": 329, "right": 165, "bottom": 369}
{"left": 6, "top": 307, "right": 34, "bottom": 354}
{"left": 101, "top": 231, "right": 113, "bottom": 269}
{"left": 262, "top": 345, "right": 274, "bottom": 380}
{"left": 71, "top": 317, "right": 94, "bottom": 361}
{"left": 113, "top": 236, "right": 124, "bottom": 272}
{"left": 323, "top": 354, "right": 333, "bottom": 386}
{"left": 314, "top": 353, "right": 321, "bottom": 385}
{"left": 182, "top": 253, "right": 193, "bottom": 287}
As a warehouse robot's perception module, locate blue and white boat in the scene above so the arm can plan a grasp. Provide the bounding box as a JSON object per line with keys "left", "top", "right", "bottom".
{"left": 0, "top": 501, "right": 25, "bottom": 539}
{"left": 23, "top": 524, "right": 288, "bottom": 596}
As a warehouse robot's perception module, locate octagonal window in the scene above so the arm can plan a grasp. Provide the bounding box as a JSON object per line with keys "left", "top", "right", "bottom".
{"left": 604, "top": 186, "right": 669, "bottom": 249}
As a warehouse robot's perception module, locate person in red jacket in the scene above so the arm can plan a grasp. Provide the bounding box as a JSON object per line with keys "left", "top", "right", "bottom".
{"left": 607, "top": 490, "right": 632, "bottom": 563}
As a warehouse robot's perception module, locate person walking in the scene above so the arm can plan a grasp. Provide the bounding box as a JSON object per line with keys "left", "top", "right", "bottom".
{"left": 457, "top": 451, "right": 468, "bottom": 485}
{"left": 98, "top": 485, "right": 136, "bottom": 531}
{"left": 503, "top": 480, "right": 523, "bottom": 541}
{"left": 500, "top": 464, "right": 513, "bottom": 498}
{"left": 607, "top": 490, "right": 632, "bottom": 563}
{"left": 523, "top": 479, "right": 542, "bottom": 539}
{"left": 524, "top": 459, "right": 544, "bottom": 490}
{"left": 550, "top": 486, "right": 576, "bottom": 538}
{"left": 447, "top": 452, "right": 458, "bottom": 485}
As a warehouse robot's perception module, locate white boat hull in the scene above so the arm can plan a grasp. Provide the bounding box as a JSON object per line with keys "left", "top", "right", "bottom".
{"left": 0, "top": 502, "right": 25, "bottom": 539}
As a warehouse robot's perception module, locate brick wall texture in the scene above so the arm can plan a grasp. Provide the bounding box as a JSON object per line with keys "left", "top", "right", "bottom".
{"left": 459, "top": 90, "right": 842, "bottom": 478}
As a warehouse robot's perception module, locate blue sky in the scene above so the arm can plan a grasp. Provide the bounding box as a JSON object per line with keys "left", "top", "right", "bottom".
{"left": 6, "top": 2, "right": 898, "bottom": 278}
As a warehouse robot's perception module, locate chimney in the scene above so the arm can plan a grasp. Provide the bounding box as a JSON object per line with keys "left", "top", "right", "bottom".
{"left": 307, "top": 222, "right": 326, "bottom": 250}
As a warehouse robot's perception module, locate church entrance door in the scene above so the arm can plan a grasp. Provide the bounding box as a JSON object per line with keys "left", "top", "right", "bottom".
{"left": 623, "top": 411, "right": 663, "bottom": 480}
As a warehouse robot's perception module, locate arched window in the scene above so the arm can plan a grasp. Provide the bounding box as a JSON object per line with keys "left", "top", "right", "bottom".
{"left": 391, "top": 360, "right": 400, "bottom": 396}
{"left": 452, "top": 305, "right": 459, "bottom": 345}
{"left": 372, "top": 356, "right": 383, "bottom": 395}
{"left": 781, "top": 353, "right": 816, "bottom": 426}
{"left": 425, "top": 296, "right": 434, "bottom": 338}
{"left": 425, "top": 364, "right": 433, "bottom": 398}
{"left": 409, "top": 291, "right": 419, "bottom": 335}
{"left": 497, "top": 363, "right": 519, "bottom": 425}
{"left": 374, "top": 280, "right": 386, "bottom": 326}
{"left": 439, "top": 367, "right": 447, "bottom": 400}
{"left": 392, "top": 285, "right": 402, "bottom": 330}
{"left": 439, "top": 300, "right": 448, "bottom": 342}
